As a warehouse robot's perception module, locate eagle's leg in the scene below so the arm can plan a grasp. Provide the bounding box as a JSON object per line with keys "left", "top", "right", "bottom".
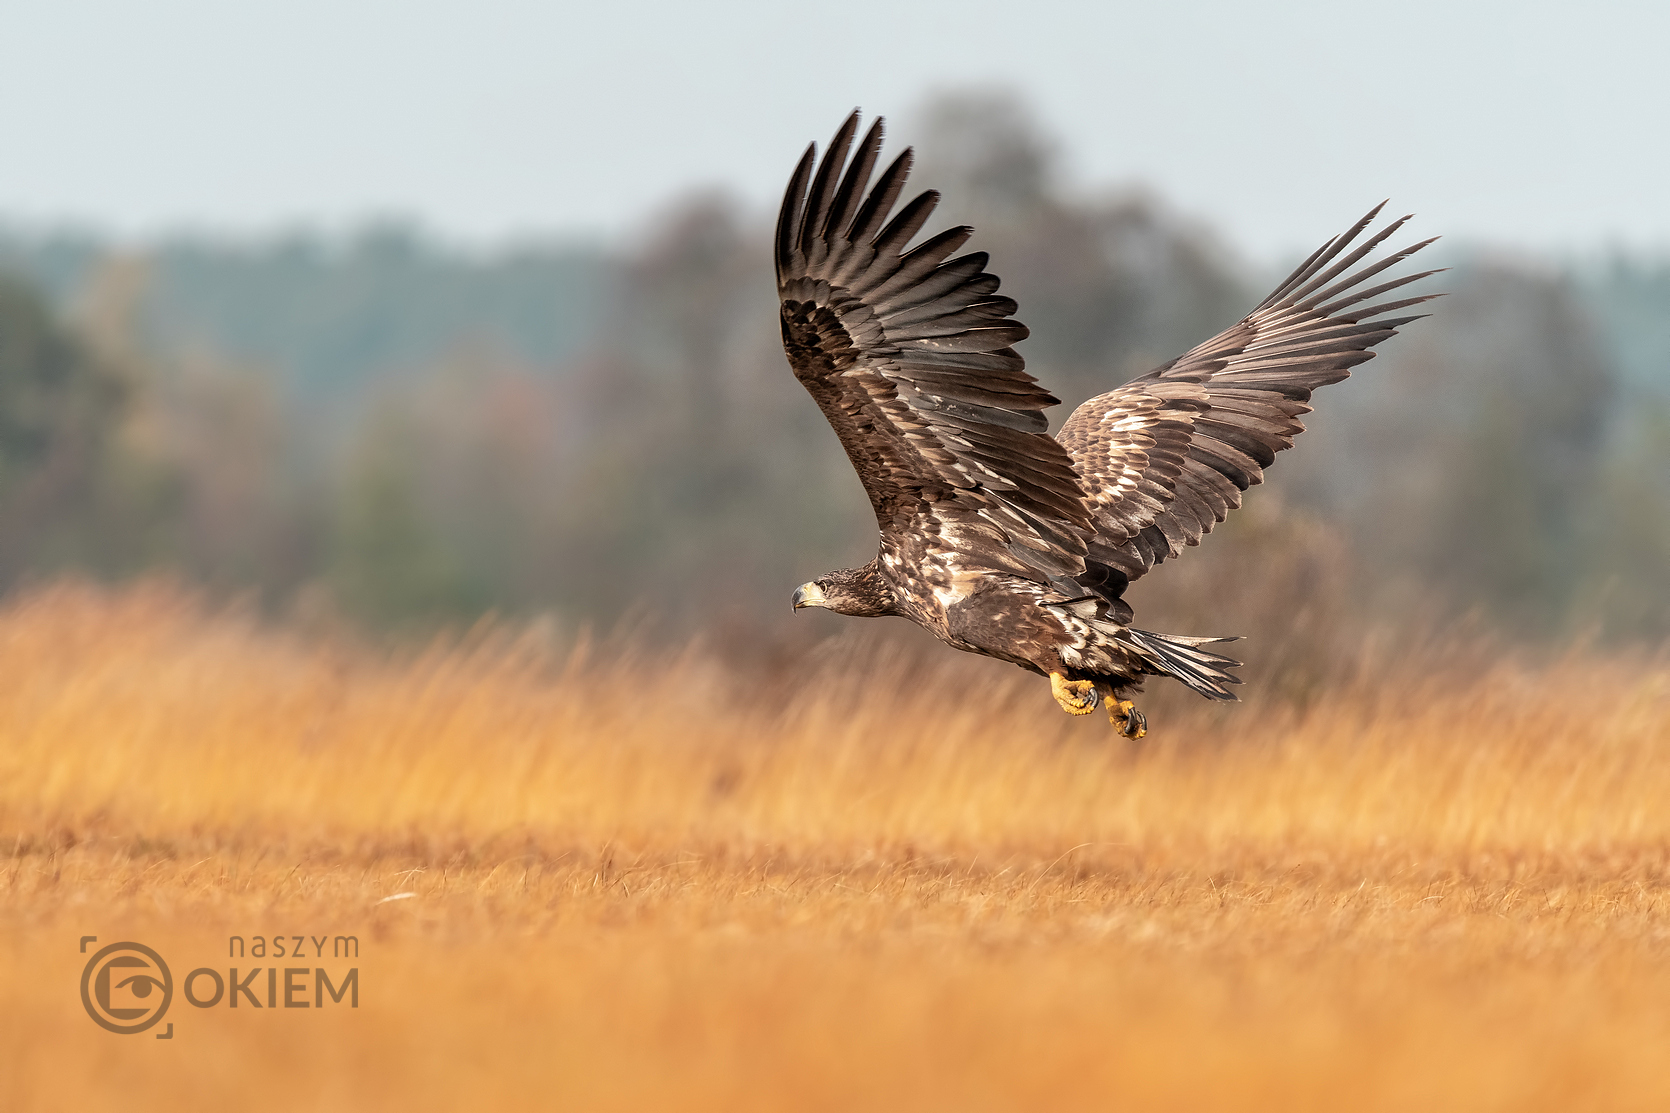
{"left": 1050, "top": 671, "right": 1099, "bottom": 716}
{"left": 1094, "top": 681, "right": 1147, "bottom": 739}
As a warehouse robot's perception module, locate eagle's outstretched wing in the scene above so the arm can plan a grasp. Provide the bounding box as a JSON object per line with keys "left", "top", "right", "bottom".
{"left": 1058, "top": 205, "right": 1440, "bottom": 583}
{"left": 778, "top": 112, "right": 1093, "bottom": 581}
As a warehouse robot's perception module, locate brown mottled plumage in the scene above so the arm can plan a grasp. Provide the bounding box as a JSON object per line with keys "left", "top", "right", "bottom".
{"left": 781, "top": 112, "right": 1438, "bottom": 734}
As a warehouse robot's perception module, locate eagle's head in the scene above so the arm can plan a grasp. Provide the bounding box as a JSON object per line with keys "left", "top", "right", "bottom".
{"left": 791, "top": 562, "right": 896, "bottom": 618}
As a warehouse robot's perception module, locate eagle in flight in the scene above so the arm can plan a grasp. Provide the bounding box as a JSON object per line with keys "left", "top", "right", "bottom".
{"left": 780, "top": 112, "right": 1436, "bottom": 737}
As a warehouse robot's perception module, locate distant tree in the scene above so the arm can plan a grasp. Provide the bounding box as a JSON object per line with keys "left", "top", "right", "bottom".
{"left": 1580, "top": 398, "right": 1670, "bottom": 637}
{"left": 330, "top": 400, "right": 481, "bottom": 625}
{"left": 0, "top": 271, "right": 133, "bottom": 581}
{"left": 1282, "top": 260, "right": 1616, "bottom": 632}
{"left": 557, "top": 194, "right": 874, "bottom": 625}
{"left": 910, "top": 90, "right": 1248, "bottom": 415}
{"left": 908, "top": 90, "right": 1057, "bottom": 223}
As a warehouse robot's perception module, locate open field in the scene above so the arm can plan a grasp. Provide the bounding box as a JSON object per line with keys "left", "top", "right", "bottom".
{"left": 4, "top": 582, "right": 1670, "bottom": 1110}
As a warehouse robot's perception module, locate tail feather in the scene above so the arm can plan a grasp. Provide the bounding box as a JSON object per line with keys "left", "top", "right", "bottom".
{"left": 1120, "top": 628, "right": 1243, "bottom": 701}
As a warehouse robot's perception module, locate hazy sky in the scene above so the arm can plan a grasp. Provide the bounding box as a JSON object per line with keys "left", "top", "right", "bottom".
{"left": 1, "top": 0, "right": 1665, "bottom": 259}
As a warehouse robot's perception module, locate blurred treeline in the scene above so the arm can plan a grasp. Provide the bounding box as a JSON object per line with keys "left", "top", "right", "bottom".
{"left": 0, "top": 92, "right": 1666, "bottom": 644}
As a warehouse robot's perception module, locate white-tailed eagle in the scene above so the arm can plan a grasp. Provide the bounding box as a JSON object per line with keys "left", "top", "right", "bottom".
{"left": 781, "top": 112, "right": 1437, "bottom": 735}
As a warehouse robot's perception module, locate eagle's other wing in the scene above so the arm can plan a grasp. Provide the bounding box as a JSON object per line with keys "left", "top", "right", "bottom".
{"left": 778, "top": 112, "right": 1092, "bottom": 581}
{"left": 1058, "top": 204, "right": 1439, "bottom": 583}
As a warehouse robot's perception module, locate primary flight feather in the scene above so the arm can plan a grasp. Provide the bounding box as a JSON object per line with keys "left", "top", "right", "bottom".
{"left": 781, "top": 112, "right": 1438, "bottom": 735}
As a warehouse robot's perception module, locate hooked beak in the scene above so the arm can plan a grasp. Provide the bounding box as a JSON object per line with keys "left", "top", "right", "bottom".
{"left": 791, "top": 582, "right": 825, "bottom": 612}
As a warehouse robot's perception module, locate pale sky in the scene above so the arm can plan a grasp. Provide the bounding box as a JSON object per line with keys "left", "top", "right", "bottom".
{"left": 1, "top": 0, "right": 1666, "bottom": 260}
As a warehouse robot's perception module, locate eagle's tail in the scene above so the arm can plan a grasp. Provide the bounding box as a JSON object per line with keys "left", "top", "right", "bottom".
{"left": 1121, "top": 628, "right": 1243, "bottom": 702}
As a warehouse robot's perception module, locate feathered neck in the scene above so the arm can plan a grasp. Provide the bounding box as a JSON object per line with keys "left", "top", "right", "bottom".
{"left": 824, "top": 559, "right": 898, "bottom": 618}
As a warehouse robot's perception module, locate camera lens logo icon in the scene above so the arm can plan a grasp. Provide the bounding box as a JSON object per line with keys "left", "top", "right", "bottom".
{"left": 81, "top": 942, "right": 173, "bottom": 1034}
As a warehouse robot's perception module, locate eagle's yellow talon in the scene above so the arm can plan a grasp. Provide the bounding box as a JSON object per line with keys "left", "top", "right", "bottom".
{"left": 1109, "top": 699, "right": 1147, "bottom": 739}
{"left": 1050, "top": 671, "right": 1098, "bottom": 716}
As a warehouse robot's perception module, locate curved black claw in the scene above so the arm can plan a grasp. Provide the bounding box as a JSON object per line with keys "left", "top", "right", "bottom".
{"left": 1050, "top": 672, "right": 1099, "bottom": 716}
{"left": 1121, "top": 706, "right": 1147, "bottom": 740}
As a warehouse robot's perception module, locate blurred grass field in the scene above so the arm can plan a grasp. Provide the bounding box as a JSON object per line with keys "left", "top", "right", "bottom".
{"left": 4, "top": 581, "right": 1670, "bottom": 1111}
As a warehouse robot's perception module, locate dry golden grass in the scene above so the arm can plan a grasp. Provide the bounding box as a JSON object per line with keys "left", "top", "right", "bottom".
{"left": 4, "top": 581, "right": 1670, "bottom": 1111}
